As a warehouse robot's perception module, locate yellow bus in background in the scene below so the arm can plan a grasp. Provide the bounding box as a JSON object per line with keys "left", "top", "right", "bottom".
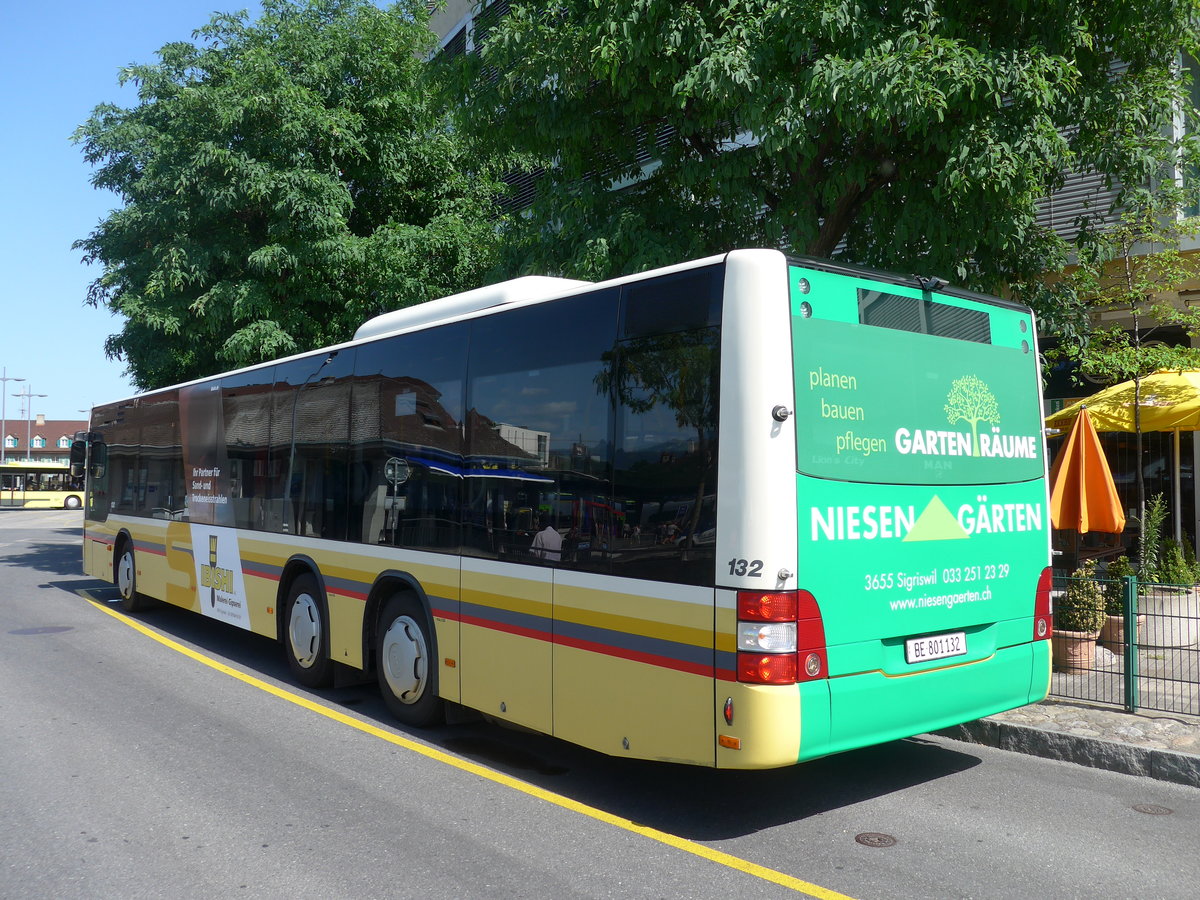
{"left": 1, "top": 461, "right": 85, "bottom": 509}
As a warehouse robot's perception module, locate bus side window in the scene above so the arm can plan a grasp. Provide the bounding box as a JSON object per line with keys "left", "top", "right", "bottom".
{"left": 221, "top": 370, "right": 275, "bottom": 531}
{"left": 140, "top": 391, "right": 184, "bottom": 520}
{"left": 270, "top": 353, "right": 356, "bottom": 540}
{"left": 350, "top": 323, "right": 467, "bottom": 553}
{"left": 608, "top": 266, "right": 723, "bottom": 586}
{"left": 464, "top": 289, "right": 619, "bottom": 569}
{"left": 609, "top": 328, "right": 720, "bottom": 586}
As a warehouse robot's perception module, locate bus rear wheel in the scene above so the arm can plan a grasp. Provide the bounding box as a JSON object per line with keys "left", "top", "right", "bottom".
{"left": 115, "top": 540, "right": 153, "bottom": 612}
{"left": 376, "top": 592, "right": 442, "bottom": 727}
{"left": 64, "top": 495, "right": 81, "bottom": 510}
{"left": 284, "top": 574, "right": 333, "bottom": 688}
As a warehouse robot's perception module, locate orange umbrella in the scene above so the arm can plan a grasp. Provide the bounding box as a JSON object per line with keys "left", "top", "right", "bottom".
{"left": 1048, "top": 407, "right": 1126, "bottom": 534}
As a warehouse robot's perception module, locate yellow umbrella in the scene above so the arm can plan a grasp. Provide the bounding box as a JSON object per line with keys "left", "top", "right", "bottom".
{"left": 1045, "top": 369, "right": 1200, "bottom": 433}
{"left": 1048, "top": 408, "right": 1125, "bottom": 534}
{"left": 1045, "top": 369, "right": 1200, "bottom": 540}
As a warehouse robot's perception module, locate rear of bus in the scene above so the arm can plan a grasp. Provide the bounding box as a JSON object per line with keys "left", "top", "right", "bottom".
{"left": 715, "top": 251, "right": 1051, "bottom": 767}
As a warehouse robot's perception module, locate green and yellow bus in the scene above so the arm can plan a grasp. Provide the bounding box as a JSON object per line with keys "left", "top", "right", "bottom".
{"left": 2, "top": 461, "right": 85, "bottom": 509}
{"left": 75, "top": 249, "right": 1052, "bottom": 768}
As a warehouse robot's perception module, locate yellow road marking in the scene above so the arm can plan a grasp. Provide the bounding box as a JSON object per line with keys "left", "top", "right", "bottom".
{"left": 82, "top": 591, "right": 854, "bottom": 900}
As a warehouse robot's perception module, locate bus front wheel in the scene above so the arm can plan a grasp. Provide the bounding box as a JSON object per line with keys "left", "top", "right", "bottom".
{"left": 64, "top": 495, "right": 81, "bottom": 510}
{"left": 115, "top": 540, "right": 153, "bottom": 612}
{"left": 376, "top": 592, "right": 442, "bottom": 727}
{"left": 284, "top": 574, "right": 333, "bottom": 688}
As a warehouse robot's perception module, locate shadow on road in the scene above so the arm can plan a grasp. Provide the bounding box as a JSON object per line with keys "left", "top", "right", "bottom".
{"left": 66, "top": 584, "right": 986, "bottom": 842}
{"left": 3, "top": 540, "right": 84, "bottom": 576}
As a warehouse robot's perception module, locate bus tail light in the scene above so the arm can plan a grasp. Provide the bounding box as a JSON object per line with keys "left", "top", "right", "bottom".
{"left": 795, "top": 590, "right": 827, "bottom": 682}
{"left": 1034, "top": 566, "right": 1053, "bottom": 641}
{"left": 737, "top": 590, "right": 797, "bottom": 622}
{"left": 736, "top": 589, "right": 827, "bottom": 684}
{"left": 738, "top": 652, "right": 798, "bottom": 684}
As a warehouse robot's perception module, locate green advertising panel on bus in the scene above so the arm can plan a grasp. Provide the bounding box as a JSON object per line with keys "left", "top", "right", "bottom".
{"left": 789, "top": 265, "right": 1044, "bottom": 486}
{"left": 787, "top": 262, "right": 1049, "bottom": 656}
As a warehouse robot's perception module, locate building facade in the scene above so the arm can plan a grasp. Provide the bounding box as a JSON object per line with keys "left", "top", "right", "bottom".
{"left": 2, "top": 417, "right": 88, "bottom": 465}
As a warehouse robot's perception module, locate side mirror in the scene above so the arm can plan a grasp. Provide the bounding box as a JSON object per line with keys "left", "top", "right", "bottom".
{"left": 69, "top": 439, "right": 87, "bottom": 478}
{"left": 70, "top": 431, "right": 107, "bottom": 480}
{"left": 90, "top": 442, "right": 107, "bottom": 480}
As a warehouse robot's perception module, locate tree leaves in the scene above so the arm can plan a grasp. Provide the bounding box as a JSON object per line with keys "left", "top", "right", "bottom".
{"left": 455, "top": 0, "right": 1198, "bottom": 331}
{"left": 75, "top": 0, "right": 1200, "bottom": 390}
{"left": 74, "top": 0, "right": 503, "bottom": 390}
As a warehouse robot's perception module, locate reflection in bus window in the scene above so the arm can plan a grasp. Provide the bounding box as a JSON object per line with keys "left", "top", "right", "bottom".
{"left": 139, "top": 391, "right": 184, "bottom": 520}
{"left": 605, "top": 327, "right": 720, "bottom": 586}
{"left": 221, "top": 368, "right": 275, "bottom": 531}
{"left": 350, "top": 323, "right": 467, "bottom": 552}
{"left": 273, "top": 352, "right": 356, "bottom": 540}
{"left": 464, "top": 289, "right": 618, "bottom": 569}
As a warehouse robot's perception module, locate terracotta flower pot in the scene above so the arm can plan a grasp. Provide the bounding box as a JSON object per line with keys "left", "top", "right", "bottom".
{"left": 1052, "top": 629, "right": 1100, "bottom": 671}
{"left": 1098, "top": 614, "right": 1145, "bottom": 651}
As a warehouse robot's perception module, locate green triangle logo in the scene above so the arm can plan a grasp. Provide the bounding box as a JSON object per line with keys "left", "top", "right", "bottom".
{"left": 903, "top": 495, "right": 970, "bottom": 542}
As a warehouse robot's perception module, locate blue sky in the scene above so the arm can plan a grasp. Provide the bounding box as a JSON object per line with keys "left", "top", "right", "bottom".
{"left": 0, "top": 1, "right": 262, "bottom": 423}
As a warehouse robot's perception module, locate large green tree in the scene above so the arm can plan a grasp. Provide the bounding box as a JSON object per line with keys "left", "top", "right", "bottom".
{"left": 75, "top": 0, "right": 503, "bottom": 390}
{"left": 458, "top": 0, "right": 1199, "bottom": 323}
{"left": 1048, "top": 191, "right": 1200, "bottom": 527}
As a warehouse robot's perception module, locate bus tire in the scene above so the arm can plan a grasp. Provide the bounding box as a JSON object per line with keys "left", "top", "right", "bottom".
{"left": 115, "top": 539, "right": 153, "bottom": 612}
{"left": 376, "top": 592, "right": 442, "bottom": 727}
{"left": 64, "top": 495, "right": 82, "bottom": 510}
{"left": 284, "top": 573, "right": 333, "bottom": 688}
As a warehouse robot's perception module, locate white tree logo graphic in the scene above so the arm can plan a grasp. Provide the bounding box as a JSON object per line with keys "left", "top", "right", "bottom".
{"left": 945, "top": 375, "right": 1000, "bottom": 457}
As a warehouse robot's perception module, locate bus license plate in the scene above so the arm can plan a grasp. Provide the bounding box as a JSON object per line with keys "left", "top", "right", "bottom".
{"left": 905, "top": 632, "right": 967, "bottom": 665}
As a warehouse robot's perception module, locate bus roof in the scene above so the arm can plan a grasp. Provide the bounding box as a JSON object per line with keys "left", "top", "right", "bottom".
{"left": 353, "top": 276, "right": 591, "bottom": 342}
{"left": 86, "top": 249, "right": 1023, "bottom": 411}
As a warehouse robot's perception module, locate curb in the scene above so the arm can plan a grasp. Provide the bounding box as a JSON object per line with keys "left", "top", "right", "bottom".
{"left": 938, "top": 719, "right": 1200, "bottom": 789}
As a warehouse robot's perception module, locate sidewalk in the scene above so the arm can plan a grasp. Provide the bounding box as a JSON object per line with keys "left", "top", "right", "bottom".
{"left": 940, "top": 700, "right": 1200, "bottom": 788}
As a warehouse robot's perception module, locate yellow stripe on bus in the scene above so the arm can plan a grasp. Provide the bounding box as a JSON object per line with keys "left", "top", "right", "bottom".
{"left": 80, "top": 591, "right": 855, "bottom": 900}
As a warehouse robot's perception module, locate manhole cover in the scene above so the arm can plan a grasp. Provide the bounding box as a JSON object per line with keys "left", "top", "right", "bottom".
{"left": 8, "top": 626, "right": 74, "bottom": 635}
{"left": 1132, "top": 804, "right": 1173, "bottom": 816}
{"left": 855, "top": 832, "right": 897, "bottom": 848}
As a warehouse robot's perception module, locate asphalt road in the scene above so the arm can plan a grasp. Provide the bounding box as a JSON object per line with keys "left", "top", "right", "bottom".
{"left": 2, "top": 508, "right": 1198, "bottom": 899}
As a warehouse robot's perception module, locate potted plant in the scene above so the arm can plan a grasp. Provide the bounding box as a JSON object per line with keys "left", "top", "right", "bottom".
{"left": 1052, "top": 559, "right": 1106, "bottom": 670}
{"left": 1099, "top": 555, "right": 1142, "bottom": 651}
{"left": 1157, "top": 538, "right": 1199, "bottom": 591}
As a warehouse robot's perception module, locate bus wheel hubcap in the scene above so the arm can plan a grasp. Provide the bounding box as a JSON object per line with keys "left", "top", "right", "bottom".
{"left": 288, "top": 594, "right": 321, "bottom": 668}
{"left": 381, "top": 616, "right": 427, "bottom": 704}
{"left": 117, "top": 553, "right": 134, "bottom": 598}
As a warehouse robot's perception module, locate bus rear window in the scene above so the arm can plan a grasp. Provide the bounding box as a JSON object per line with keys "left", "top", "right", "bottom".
{"left": 789, "top": 266, "right": 1044, "bottom": 486}
{"left": 859, "top": 290, "right": 991, "bottom": 344}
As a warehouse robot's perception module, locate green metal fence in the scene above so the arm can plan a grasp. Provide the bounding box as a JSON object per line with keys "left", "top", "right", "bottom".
{"left": 1050, "top": 574, "right": 1200, "bottom": 716}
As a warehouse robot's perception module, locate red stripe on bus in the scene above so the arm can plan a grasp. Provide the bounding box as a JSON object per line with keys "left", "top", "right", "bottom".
{"left": 458, "top": 610, "right": 712, "bottom": 678}
{"left": 553, "top": 632, "right": 714, "bottom": 678}
{"left": 458, "top": 612, "right": 553, "bottom": 644}
{"left": 241, "top": 566, "right": 280, "bottom": 582}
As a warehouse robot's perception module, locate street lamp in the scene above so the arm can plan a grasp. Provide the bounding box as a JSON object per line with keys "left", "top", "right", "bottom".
{"left": 11, "top": 385, "right": 48, "bottom": 462}
{"left": 0, "top": 368, "right": 26, "bottom": 464}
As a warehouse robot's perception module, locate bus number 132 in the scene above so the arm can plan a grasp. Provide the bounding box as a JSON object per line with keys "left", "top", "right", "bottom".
{"left": 728, "top": 558, "right": 763, "bottom": 577}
